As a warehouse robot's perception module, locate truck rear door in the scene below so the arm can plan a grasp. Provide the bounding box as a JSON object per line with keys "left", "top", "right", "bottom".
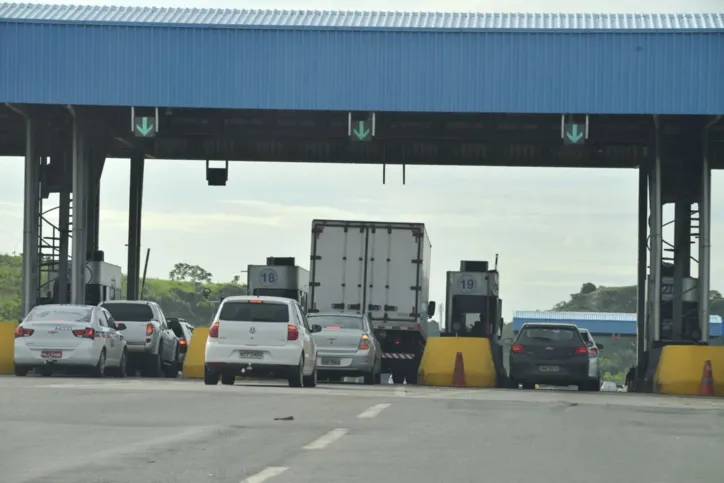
{"left": 310, "top": 223, "right": 366, "bottom": 313}
{"left": 366, "top": 225, "right": 421, "bottom": 329}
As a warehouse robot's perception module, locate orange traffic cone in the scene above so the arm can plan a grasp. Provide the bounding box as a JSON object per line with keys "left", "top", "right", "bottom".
{"left": 452, "top": 352, "right": 466, "bottom": 387}
{"left": 699, "top": 360, "right": 714, "bottom": 396}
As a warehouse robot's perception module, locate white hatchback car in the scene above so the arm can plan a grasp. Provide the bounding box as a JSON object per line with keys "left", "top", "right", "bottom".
{"left": 14, "top": 304, "right": 128, "bottom": 377}
{"left": 204, "top": 295, "right": 322, "bottom": 387}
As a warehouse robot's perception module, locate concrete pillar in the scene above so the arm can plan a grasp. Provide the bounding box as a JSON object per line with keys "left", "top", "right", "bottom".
{"left": 126, "top": 154, "right": 145, "bottom": 300}
{"left": 21, "top": 118, "right": 39, "bottom": 316}
{"left": 698, "top": 141, "right": 711, "bottom": 343}
{"left": 71, "top": 115, "right": 88, "bottom": 305}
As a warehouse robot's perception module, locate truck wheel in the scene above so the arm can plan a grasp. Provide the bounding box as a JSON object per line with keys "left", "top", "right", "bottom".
{"left": 392, "top": 372, "right": 405, "bottom": 384}
{"left": 406, "top": 369, "right": 418, "bottom": 385}
{"left": 142, "top": 345, "right": 164, "bottom": 378}
{"left": 163, "top": 348, "right": 180, "bottom": 378}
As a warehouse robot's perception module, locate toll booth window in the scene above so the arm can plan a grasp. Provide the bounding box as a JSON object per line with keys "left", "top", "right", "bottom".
{"left": 307, "top": 315, "right": 363, "bottom": 330}
{"left": 28, "top": 307, "right": 92, "bottom": 323}
{"left": 102, "top": 303, "right": 154, "bottom": 322}
{"left": 219, "top": 302, "right": 289, "bottom": 322}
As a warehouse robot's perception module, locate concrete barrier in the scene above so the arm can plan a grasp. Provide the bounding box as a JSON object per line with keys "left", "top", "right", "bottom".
{"left": 181, "top": 327, "right": 209, "bottom": 379}
{"left": 654, "top": 345, "right": 724, "bottom": 396}
{"left": 417, "top": 337, "right": 496, "bottom": 388}
{"left": 0, "top": 321, "right": 17, "bottom": 374}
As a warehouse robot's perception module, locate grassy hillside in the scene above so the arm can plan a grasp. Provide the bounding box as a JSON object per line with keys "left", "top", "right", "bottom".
{"left": 0, "top": 253, "right": 246, "bottom": 326}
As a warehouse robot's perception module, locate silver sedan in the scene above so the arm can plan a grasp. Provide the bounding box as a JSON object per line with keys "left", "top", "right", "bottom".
{"left": 307, "top": 312, "right": 382, "bottom": 385}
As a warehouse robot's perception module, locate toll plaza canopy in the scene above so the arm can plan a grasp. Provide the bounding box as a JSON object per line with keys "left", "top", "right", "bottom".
{"left": 512, "top": 311, "right": 724, "bottom": 337}
{"left": 0, "top": 4, "right": 723, "bottom": 114}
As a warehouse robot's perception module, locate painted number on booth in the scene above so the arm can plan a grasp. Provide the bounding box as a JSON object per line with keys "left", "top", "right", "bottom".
{"left": 259, "top": 269, "right": 278, "bottom": 287}
{"left": 458, "top": 275, "right": 476, "bottom": 292}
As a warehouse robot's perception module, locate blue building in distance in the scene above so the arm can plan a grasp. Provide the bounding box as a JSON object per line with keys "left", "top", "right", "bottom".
{"left": 512, "top": 311, "right": 723, "bottom": 337}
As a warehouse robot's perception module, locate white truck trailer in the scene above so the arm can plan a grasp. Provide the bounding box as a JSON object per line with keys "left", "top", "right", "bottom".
{"left": 308, "top": 219, "right": 434, "bottom": 384}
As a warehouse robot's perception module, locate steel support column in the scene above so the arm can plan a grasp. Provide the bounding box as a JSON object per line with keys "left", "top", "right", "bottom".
{"left": 57, "top": 185, "right": 70, "bottom": 304}
{"left": 21, "top": 117, "right": 39, "bottom": 316}
{"left": 126, "top": 154, "right": 145, "bottom": 300}
{"left": 636, "top": 163, "right": 647, "bottom": 368}
{"left": 698, "top": 128, "right": 713, "bottom": 343}
{"left": 86, "top": 157, "right": 105, "bottom": 256}
{"left": 70, "top": 113, "right": 88, "bottom": 305}
{"left": 649, "top": 116, "right": 663, "bottom": 343}
{"left": 671, "top": 199, "right": 691, "bottom": 339}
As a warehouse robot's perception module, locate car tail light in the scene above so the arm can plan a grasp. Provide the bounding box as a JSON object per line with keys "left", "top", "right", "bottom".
{"left": 145, "top": 323, "right": 154, "bottom": 336}
{"left": 287, "top": 324, "right": 299, "bottom": 341}
{"left": 575, "top": 346, "right": 588, "bottom": 355}
{"left": 511, "top": 344, "right": 524, "bottom": 353}
{"left": 14, "top": 326, "right": 33, "bottom": 338}
{"left": 179, "top": 338, "right": 187, "bottom": 352}
{"left": 208, "top": 322, "right": 220, "bottom": 338}
{"left": 72, "top": 327, "right": 95, "bottom": 340}
{"left": 588, "top": 347, "right": 598, "bottom": 357}
{"left": 359, "top": 334, "right": 370, "bottom": 350}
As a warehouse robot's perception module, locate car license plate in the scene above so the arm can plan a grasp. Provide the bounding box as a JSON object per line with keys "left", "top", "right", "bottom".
{"left": 539, "top": 365, "right": 560, "bottom": 372}
{"left": 41, "top": 351, "right": 62, "bottom": 359}
{"left": 321, "top": 358, "right": 340, "bottom": 365}
{"left": 238, "top": 351, "right": 263, "bottom": 359}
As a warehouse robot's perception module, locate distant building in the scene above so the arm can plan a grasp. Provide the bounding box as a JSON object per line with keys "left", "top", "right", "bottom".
{"left": 512, "top": 311, "right": 723, "bottom": 337}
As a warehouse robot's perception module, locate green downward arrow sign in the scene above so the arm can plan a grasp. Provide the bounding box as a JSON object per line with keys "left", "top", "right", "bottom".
{"left": 352, "top": 121, "right": 370, "bottom": 140}
{"left": 566, "top": 124, "right": 583, "bottom": 143}
{"left": 136, "top": 117, "right": 154, "bottom": 136}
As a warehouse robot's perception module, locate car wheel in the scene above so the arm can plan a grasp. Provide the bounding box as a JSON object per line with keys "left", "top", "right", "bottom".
{"left": 14, "top": 366, "right": 28, "bottom": 377}
{"left": 221, "top": 374, "right": 236, "bottom": 385}
{"left": 303, "top": 364, "right": 318, "bottom": 388}
{"left": 163, "top": 348, "right": 180, "bottom": 378}
{"left": 521, "top": 383, "right": 535, "bottom": 390}
{"left": 288, "top": 356, "right": 304, "bottom": 388}
{"left": 373, "top": 372, "right": 382, "bottom": 384}
{"left": 204, "top": 366, "right": 220, "bottom": 385}
{"left": 115, "top": 350, "right": 128, "bottom": 378}
{"left": 363, "top": 369, "right": 376, "bottom": 385}
{"left": 91, "top": 350, "right": 106, "bottom": 378}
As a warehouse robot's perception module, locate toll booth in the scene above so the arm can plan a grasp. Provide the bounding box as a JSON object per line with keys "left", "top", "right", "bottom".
{"left": 38, "top": 254, "right": 123, "bottom": 306}
{"left": 247, "top": 257, "right": 310, "bottom": 311}
{"left": 442, "top": 260, "right": 506, "bottom": 383}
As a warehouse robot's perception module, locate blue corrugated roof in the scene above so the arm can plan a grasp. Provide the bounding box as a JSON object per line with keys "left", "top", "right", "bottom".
{"left": 0, "top": 3, "right": 723, "bottom": 31}
{"left": 512, "top": 311, "right": 723, "bottom": 336}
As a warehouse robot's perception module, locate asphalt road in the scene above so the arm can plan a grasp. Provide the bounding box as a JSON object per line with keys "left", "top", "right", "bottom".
{"left": 1, "top": 377, "right": 723, "bottom": 483}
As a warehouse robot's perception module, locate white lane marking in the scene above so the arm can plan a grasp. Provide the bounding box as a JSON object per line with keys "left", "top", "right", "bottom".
{"left": 357, "top": 403, "right": 391, "bottom": 418}
{"left": 303, "top": 428, "right": 349, "bottom": 450}
{"left": 241, "top": 467, "right": 288, "bottom": 483}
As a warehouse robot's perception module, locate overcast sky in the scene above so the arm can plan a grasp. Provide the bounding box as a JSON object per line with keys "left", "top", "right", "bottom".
{"left": 0, "top": 0, "right": 721, "bottom": 319}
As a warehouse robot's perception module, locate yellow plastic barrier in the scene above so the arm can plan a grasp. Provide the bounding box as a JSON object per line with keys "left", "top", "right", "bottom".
{"left": 0, "top": 321, "right": 17, "bottom": 374}
{"left": 181, "top": 328, "right": 209, "bottom": 379}
{"left": 418, "top": 337, "right": 496, "bottom": 388}
{"left": 654, "top": 345, "right": 724, "bottom": 396}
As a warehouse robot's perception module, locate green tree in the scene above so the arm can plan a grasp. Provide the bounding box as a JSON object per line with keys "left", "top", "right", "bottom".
{"left": 168, "top": 262, "right": 213, "bottom": 283}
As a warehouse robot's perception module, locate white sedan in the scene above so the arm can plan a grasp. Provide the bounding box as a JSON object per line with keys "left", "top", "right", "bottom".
{"left": 14, "top": 304, "right": 128, "bottom": 377}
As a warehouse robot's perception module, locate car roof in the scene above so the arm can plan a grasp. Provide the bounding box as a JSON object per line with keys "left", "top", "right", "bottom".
{"left": 221, "top": 295, "right": 294, "bottom": 305}
{"left": 521, "top": 322, "right": 579, "bottom": 329}
{"left": 307, "top": 312, "right": 363, "bottom": 318}
{"left": 101, "top": 300, "right": 152, "bottom": 305}
{"left": 31, "top": 303, "right": 96, "bottom": 310}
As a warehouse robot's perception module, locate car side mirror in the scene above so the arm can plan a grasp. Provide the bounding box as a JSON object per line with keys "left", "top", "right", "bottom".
{"left": 597, "top": 343, "right": 604, "bottom": 350}
{"left": 311, "top": 324, "right": 322, "bottom": 333}
{"left": 116, "top": 323, "right": 127, "bottom": 331}
{"left": 427, "top": 301, "right": 436, "bottom": 317}
{"left": 502, "top": 338, "right": 513, "bottom": 346}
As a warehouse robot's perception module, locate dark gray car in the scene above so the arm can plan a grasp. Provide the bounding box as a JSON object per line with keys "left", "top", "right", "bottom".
{"left": 307, "top": 313, "right": 382, "bottom": 385}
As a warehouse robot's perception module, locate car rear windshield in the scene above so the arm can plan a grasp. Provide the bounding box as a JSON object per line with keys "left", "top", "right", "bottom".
{"left": 102, "top": 303, "right": 154, "bottom": 322}
{"left": 579, "top": 331, "right": 591, "bottom": 342}
{"left": 219, "top": 302, "right": 289, "bottom": 323}
{"left": 519, "top": 327, "right": 582, "bottom": 345}
{"left": 28, "top": 307, "right": 92, "bottom": 323}
{"left": 308, "top": 315, "right": 364, "bottom": 330}
{"left": 167, "top": 319, "right": 184, "bottom": 337}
